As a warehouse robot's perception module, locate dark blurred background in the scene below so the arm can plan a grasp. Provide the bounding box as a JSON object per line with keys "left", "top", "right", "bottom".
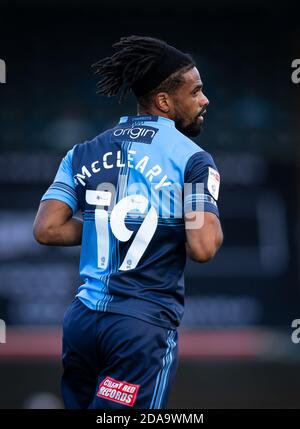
{"left": 0, "top": 0, "right": 300, "bottom": 409}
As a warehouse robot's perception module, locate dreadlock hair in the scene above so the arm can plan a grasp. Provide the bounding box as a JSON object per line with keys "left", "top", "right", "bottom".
{"left": 91, "top": 35, "right": 194, "bottom": 106}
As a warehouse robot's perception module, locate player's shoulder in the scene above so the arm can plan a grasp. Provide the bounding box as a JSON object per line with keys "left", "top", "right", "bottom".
{"left": 169, "top": 127, "right": 215, "bottom": 164}
{"left": 82, "top": 128, "right": 112, "bottom": 145}
{"left": 166, "top": 129, "right": 219, "bottom": 182}
{"left": 72, "top": 128, "right": 113, "bottom": 154}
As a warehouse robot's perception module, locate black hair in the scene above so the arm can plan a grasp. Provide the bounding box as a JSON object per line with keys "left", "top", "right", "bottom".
{"left": 91, "top": 35, "right": 194, "bottom": 105}
{"left": 137, "top": 64, "right": 194, "bottom": 109}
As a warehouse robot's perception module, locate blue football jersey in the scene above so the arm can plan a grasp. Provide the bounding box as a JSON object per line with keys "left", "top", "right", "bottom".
{"left": 42, "top": 115, "right": 220, "bottom": 329}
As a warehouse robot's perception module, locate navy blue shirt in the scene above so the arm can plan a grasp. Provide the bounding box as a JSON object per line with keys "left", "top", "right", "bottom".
{"left": 42, "top": 115, "right": 220, "bottom": 329}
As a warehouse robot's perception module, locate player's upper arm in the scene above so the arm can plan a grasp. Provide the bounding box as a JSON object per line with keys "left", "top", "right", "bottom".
{"left": 185, "top": 211, "right": 223, "bottom": 262}
{"left": 33, "top": 199, "right": 73, "bottom": 244}
{"left": 184, "top": 150, "right": 223, "bottom": 262}
{"left": 40, "top": 147, "right": 78, "bottom": 215}
{"left": 33, "top": 147, "right": 78, "bottom": 244}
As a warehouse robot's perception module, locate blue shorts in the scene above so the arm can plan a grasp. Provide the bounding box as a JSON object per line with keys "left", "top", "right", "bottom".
{"left": 61, "top": 298, "right": 178, "bottom": 409}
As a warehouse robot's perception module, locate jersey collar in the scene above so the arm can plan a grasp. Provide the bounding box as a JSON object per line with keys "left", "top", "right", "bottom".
{"left": 118, "top": 115, "right": 175, "bottom": 128}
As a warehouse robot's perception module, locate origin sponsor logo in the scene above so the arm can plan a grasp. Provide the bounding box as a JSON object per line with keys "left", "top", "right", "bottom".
{"left": 113, "top": 126, "right": 158, "bottom": 143}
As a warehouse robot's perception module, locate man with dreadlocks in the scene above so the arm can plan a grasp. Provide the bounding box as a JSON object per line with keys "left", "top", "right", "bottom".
{"left": 33, "top": 35, "right": 223, "bottom": 409}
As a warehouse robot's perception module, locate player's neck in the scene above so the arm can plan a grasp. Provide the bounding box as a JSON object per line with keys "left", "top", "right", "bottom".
{"left": 137, "top": 106, "right": 173, "bottom": 121}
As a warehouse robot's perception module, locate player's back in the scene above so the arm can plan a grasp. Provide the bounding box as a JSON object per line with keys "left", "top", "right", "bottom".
{"left": 42, "top": 114, "right": 220, "bottom": 329}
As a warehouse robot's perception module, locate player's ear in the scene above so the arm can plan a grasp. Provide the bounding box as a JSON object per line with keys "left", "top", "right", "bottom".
{"left": 154, "top": 92, "right": 173, "bottom": 113}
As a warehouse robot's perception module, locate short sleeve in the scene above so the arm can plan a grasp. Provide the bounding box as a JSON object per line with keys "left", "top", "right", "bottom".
{"left": 184, "top": 150, "right": 220, "bottom": 217}
{"left": 41, "top": 147, "right": 78, "bottom": 214}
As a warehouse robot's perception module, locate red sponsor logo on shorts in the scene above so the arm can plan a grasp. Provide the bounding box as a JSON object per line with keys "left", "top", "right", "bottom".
{"left": 97, "top": 376, "right": 140, "bottom": 407}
